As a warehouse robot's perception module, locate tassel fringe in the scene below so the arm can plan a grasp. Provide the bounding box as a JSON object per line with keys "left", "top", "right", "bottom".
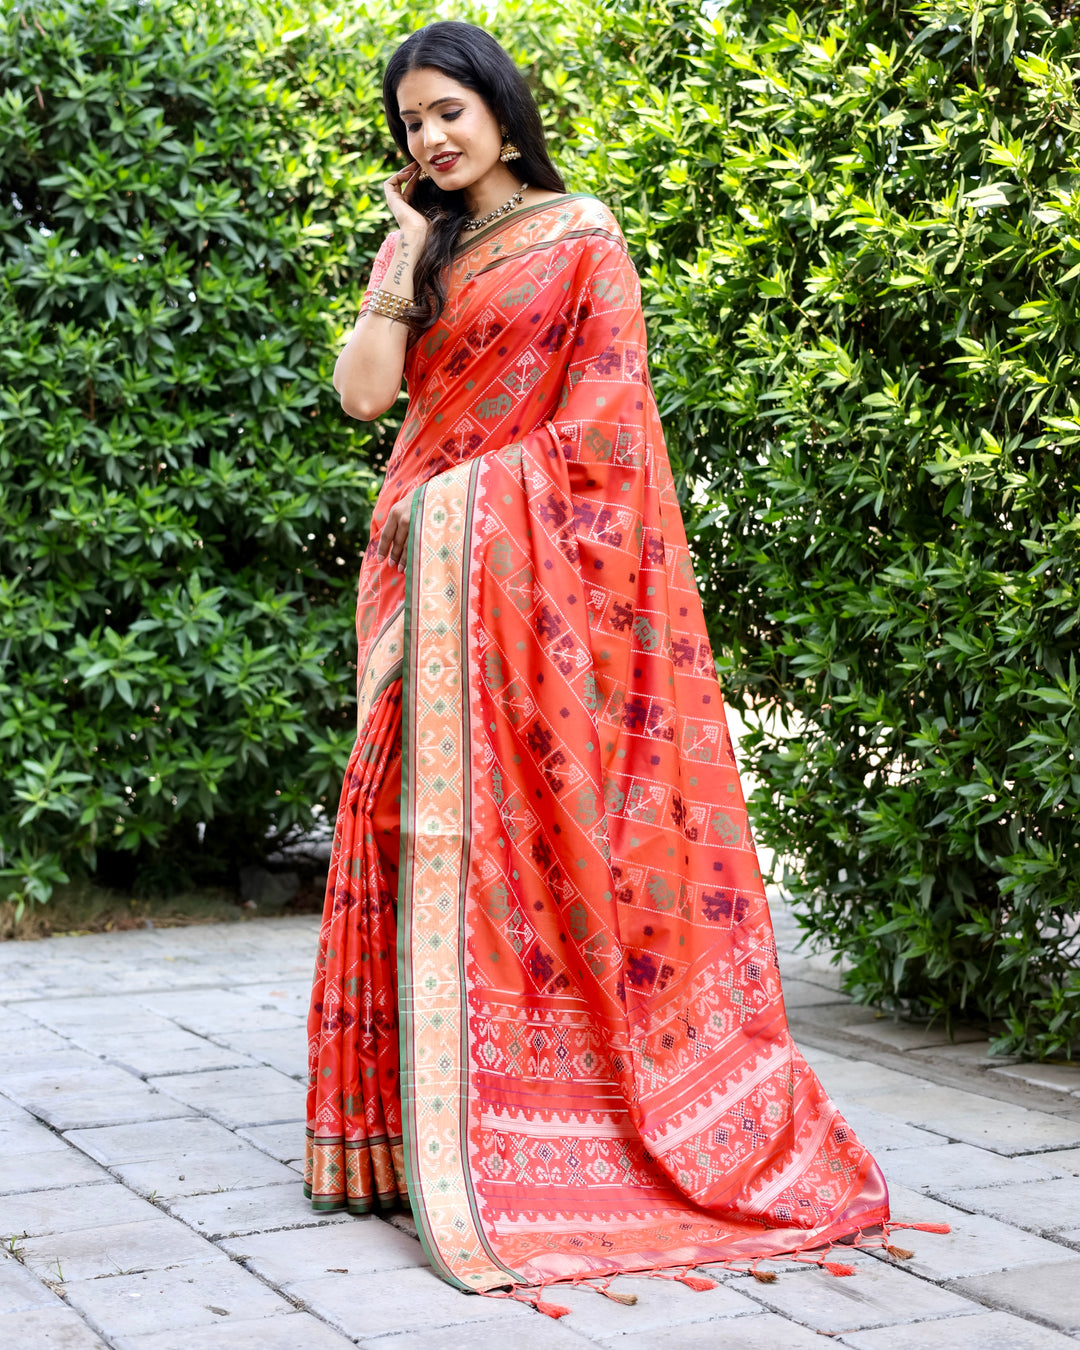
{"left": 602, "top": 1289, "right": 638, "bottom": 1306}
{"left": 822, "top": 1262, "right": 856, "bottom": 1277}
{"left": 679, "top": 1275, "right": 718, "bottom": 1292}
{"left": 476, "top": 1218, "right": 951, "bottom": 1316}
{"left": 647, "top": 1267, "right": 718, "bottom": 1293}
{"left": 483, "top": 1286, "right": 571, "bottom": 1319}
{"left": 534, "top": 1298, "right": 572, "bottom": 1319}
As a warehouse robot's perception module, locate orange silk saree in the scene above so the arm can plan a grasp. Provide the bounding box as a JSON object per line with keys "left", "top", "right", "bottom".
{"left": 306, "top": 194, "right": 890, "bottom": 1295}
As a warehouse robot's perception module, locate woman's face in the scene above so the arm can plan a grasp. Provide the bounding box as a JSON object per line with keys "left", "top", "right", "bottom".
{"left": 396, "top": 67, "right": 503, "bottom": 192}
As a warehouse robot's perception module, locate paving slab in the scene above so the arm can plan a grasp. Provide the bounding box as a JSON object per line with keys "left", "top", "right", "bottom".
{"left": 1, "top": 1180, "right": 159, "bottom": 1237}
{"left": 776, "top": 953, "right": 846, "bottom": 990}
{"left": 116, "top": 1309, "right": 356, "bottom": 1350}
{"left": 18, "top": 999, "right": 176, "bottom": 1037}
{"left": 738, "top": 1257, "right": 978, "bottom": 1331}
{"left": 943, "top": 1177, "right": 1080, "bottom": 1233}
{"left": 990, "top": 1063, "right": 1080, "bottom": 1095}
{"left": 836, "top": 1308, "right": 1080, "bottom": 1348}
{"left": 0, "top": 1251, "right": 62, "bottom": 1312}
{"left": 0, "top": 1056, "right": 111, "bottom": 1092}
{"left": 221, "top": 1215, "right": 427, "bottom": 1283}
{"left": 948, "top": 1258, "right": 1080, "bottom": 1333}
{"left": 804, "top": 1059, "right": 931, "bottom": 1100}
{"left": 796, "top": 1044, "right": 846, "bottom": 1071}
{"left": 61, "top": 1260, "right": 296, "bottom": 1340}
{"left": 881, "top": 1142, "right": 1066, "bottom": 1194}
{"left": 1033, "top": 1148, "right": 1080, "bottom": 1176}
{"left": 0, "top": 1304, "right": 109, "bottom": 1347}
{"left": 3, "top": 908, "right": 1078, "bottom": 1346}
{"left": 840, "top": 1083, "right": 1080, "bottom": 1154}
{"left": 237, "top": 1121, "right": 306, "bottom": 1163}
{"left": 146, "top": 1066, "right": 302, "bottom": 1128}
{"left": 368, "top": 1314, "right": 596, "bottom": 1350}
{"left": 65, "top": 1115, "right": 237, "bottom": 1165}
{"left": 777, "top": 977, "right": 849, "bottom": 1010}
{"left": 837, "top": 1018, "right": 986, "bottom": 1052}
{"left": 0, "top": 1146, "right": 109, "bottom": 1196}
{"left": 212, "top": 1027, "right": 307, "bottom": 1079}
{"left": 0, "top": 1095, "right": 32, "bottom": 1121}
{"left": 0, "top": 1005, "right": 51, "bottom": 1032}
{"left": 167, "top": 1181, "right": 352, "bottom": 1238}
{"left": 18, "top": 992, "right": 152, "bottom": 1016}
{"left": 103, "top": 1034, "right": 258, "bottom": 1078}
{"left": 0, "top": 1116, "right": 77, "bottom": 1155}
{"left": 878, "top": 1184, "right": 1076, "bottom": 1280}
{"left": 835, "top": 1104, "right": 952, "bottom": 1154}
{"left": 287, "top": 1264, "right": 531, "bottom": 1339}
{"left": 0, "top": 1025, "right": 71, "bottom": 1055}
{"left": 908, "top": 1041, "right": 1018, "bottom": 1069}
{"left": 33, "top": 1090, "right": 191, "bottom": 1132}
{"left": 19, "top": 1216, "right": 220, "bottom": 1282}
{"left": 584, "top": 1310, "right": 828, "bottom": 1349}
{"left": 231, "top": 980, "right": 313, "bottom": 1016}
{"left": 0, "top": 1054, "right": 142, "bottom": 1094}
{"left": 537, "top": 1271, "right": 757, "bottom": 1339}
{"left": 137, "top": 990, "right": 305, "bottom": 1036}
{"left": 113, "top": 1146, "right": 298, "bottom": 1200}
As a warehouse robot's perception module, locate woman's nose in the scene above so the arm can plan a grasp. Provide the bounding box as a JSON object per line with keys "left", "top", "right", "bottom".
{"left": 424, "top": 123, "right": 446, "bottom": 148}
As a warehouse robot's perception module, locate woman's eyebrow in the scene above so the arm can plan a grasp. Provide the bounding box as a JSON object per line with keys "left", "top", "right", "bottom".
{"left": 399, "top": 96, "right": 461, "bottom": 115}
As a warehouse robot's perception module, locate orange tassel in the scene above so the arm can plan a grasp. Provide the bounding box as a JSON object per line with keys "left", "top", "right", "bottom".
{"left": 893, "top": 1222, "right": 950, "bottom": 1234}
{"left": 679, "top": 1275, "right": 717, "bottom": 1291}
{"left": 534, "top": 1298, "right": 571, "bottom": 1318}
{"left": 752, "top": 1270, "right": 778, "bottom": 1283}
{"left": 886, "top": 1245, "right": 914, "bottom": 1260}
{"left": 823, "top": 1262, "right": 856, "bottom": 1277}
{"left": 602, "top": 1290, "right": 638, "bottom": 1306}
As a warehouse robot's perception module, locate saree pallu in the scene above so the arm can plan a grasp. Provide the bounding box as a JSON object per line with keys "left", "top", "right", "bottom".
{"left": 307, "top": 194, "right": 889, "bottom": 1291}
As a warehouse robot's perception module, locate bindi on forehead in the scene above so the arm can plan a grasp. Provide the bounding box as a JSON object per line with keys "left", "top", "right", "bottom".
{"left": 398, "top": 93, "right": 465, "bottom": 116}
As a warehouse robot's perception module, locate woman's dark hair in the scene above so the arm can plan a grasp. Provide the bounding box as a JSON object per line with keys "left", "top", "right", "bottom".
{"left": 381, "top": 21, "right": 565, "bottom": 336}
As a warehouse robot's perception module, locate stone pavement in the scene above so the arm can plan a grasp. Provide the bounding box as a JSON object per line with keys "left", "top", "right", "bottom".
{"left": 2, "top": 900, "right": 1080, "bottom": 1349}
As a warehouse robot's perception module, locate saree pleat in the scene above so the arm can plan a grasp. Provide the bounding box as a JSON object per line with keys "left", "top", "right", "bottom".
{"left": 307, "top": 193, "right": 894, "bottom": 1291}
{"left": 305, "top": 681, "right": 407, "bottom": 1213}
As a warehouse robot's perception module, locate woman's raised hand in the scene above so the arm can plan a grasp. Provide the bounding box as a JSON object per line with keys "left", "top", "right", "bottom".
{"left": 376, "top": 493, "right": 413, "bottom": 573}
{"left": 384, "top": 164, "right": 429, "bottom": 241}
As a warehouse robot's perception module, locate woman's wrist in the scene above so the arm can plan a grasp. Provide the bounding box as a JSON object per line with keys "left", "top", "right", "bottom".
{"left": 398, "top": 226, "right": 427, "bottom": 254}
{"left": 382, "top": 230, "right": 423, "bottom": 294}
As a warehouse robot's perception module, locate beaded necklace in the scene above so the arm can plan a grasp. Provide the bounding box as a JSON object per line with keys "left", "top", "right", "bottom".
{"left": 462, "top": 183, "right": 528, "bottom": 232}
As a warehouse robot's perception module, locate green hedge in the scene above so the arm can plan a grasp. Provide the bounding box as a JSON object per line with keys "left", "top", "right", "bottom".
{"left": 0, "top": 0, "right": 601, "bottom": 906}
{"left": 0, "top": 0, "right": 395, "bottom": 902}
{"left": 571, "top": 0, "right": 1080, "bottom": 1058}
{"left": 6, "top": 0, "right": 1080, "bottom": 1058}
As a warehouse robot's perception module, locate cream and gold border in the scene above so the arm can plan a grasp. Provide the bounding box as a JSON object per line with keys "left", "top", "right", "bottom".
{"left": 398, "top": 459, "right": 518, "bottom": 1293}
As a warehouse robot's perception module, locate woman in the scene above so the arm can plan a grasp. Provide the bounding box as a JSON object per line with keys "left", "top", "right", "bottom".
{"left": 306, "top": 19, "right": 891, "bottom": 1303}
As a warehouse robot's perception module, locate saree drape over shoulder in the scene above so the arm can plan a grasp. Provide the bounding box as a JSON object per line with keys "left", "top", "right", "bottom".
{"left": 307, "top": 194, "right": 889, "bottom": 1294}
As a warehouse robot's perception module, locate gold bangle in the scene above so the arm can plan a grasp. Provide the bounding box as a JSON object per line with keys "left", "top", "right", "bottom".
{"left": 364, "top": 287, "right": 412, "bottom": 322}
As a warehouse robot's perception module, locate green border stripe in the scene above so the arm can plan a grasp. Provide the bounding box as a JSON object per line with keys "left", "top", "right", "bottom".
{"left": 452, "top": 191, "right": 596, "bottom": 256}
